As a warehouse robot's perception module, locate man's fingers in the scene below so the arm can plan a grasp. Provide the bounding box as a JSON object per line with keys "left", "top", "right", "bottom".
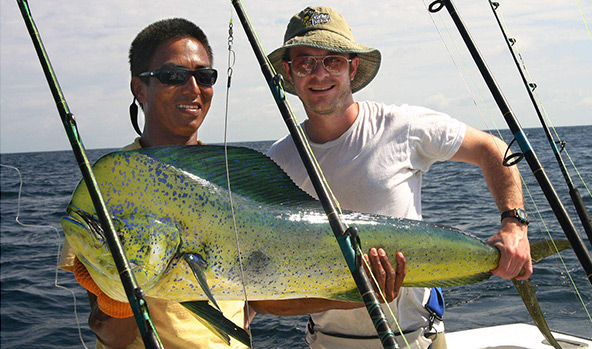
{"left": 376, "top": 249, "right": 394, "bottom": 300}
{"left": 395, "top": 252, "right": 406, "bottom": 282}
{"left": 364, "top": 248, "right": 407, "bottom": 303}
{"left": 368, "top": 248, "right": 386, "bottom": 282}
{"left": 490, "top": 243, "right": 533, "bottom": 280}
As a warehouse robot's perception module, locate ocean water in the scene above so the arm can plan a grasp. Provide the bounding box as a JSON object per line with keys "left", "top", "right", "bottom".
{"left": 1, "top": 125, "right": 591, "bottom": 348}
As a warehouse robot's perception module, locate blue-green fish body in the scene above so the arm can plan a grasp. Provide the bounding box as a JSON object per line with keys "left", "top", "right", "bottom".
{"left": 62, "top": 145, "right": 567, "bottom": 348}
{"left": 62, "top": 145, "right": 504, "bottom": 303}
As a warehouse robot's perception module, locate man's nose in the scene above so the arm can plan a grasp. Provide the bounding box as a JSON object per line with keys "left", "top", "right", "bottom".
{"left": 181, "top": 75, "right": 202, "bottom": 95}
{"left": 311, "top": 59, "right": 330, "bottom": 77}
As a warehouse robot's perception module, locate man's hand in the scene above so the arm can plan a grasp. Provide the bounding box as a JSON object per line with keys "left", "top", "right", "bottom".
{"left": 88, "top": 292, "right": 138, "bottom": 347}
{"left": 363, "top": 248, "right": 406, "bottom": 303}
{"left": 487, "top": 220, "right": 532, "bottom": 280}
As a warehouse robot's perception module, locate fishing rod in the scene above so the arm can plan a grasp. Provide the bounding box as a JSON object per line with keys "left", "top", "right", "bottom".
{"left": 488, "top": 0, "right": 592, "bottom": 245}
{"left": 427, "top": 0, "right": 592, "bottom": 285}
{"left": 16, "top": 1, "right": 164, "bottom": 347}
{"left": 230, "top": 1, "right": 398, "bottom": 347}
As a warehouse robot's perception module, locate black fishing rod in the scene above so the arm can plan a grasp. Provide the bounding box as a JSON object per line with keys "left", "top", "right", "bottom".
{"left": 230, "top": 1, "right": 398, "bottom": 347}
{"left": 16, "top": 1, "right": 164, "bottom": 347}
{"left": 427, "top": 0, "right": 592, "bottom": 285}
{"left": 488, "top": 0, "right": 592, "bottom": 245}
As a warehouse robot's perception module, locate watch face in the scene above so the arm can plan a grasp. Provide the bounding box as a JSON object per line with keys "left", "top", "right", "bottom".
{"left": 516, "top": 208, "right": 528, "bottom": 224}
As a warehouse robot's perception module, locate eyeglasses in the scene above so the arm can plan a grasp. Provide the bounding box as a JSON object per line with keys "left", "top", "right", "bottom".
{"left": 139, "top": 67, "right": 218, "bottom": 86}
{"left": 287, "top": 55, "right": 352, "bottom": 77}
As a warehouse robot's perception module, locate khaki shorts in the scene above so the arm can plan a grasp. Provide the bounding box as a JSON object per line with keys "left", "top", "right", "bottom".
{"left": 306, "top": 327, "right": 447, "bottom": 349}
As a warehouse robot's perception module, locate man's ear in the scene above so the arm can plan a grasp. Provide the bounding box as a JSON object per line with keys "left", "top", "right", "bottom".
{"left": 349, "top": 56, "right": 360, "bottom": 82}
{"left": 131, "top": 77, "right": 146, "bottom": 103}
{"left": 281, "top": 61, "right": 294, "bottom": 84}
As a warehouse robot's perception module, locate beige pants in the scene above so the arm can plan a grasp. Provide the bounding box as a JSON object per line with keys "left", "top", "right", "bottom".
{"left": 426, "top": 332, "right": 447, "bottom": 349}
{"left": 306, "top": 328, "right": 447, "bottom": 349}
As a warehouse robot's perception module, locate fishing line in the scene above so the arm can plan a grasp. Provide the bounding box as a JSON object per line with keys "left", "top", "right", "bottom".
{"left": 522, "top": 180, "right": 592, "bottom": 325}
{"left": 491, "top": 0, "right": 592, "bottom": 209}
{"left": 524, "top": 184, "right": 592, "bottom": 325}
{"left": 221, "top": 8, "right": 254, "bottom": 347}
{"left": 234, "top": 1, "right": 404, "bottom": 339}
{"left": 233, "top": 0, "right": 344, "bottom": 215}
{"left": 423, "top": 0, "right": 565, "bottom": 239}
{"left": 232, "top": 1, "right": 400, "bottom": 346}
{"left": 420, "top": 0, "right": 535, "bottom": 266}
{"left": 429, "top": 4, "right": 592, "bottom": 288}
{"left": 574, "top": 0, "right": 592, "bottom": 42}
{"left": 418, "top": 0, "right": 527, "bottom": 229}
{"left": 489, "top": 1, "right": 592, "bottom": 324}
{"left": 420, "top": 0, "right": 505, "bottom": 140}
{"left": 0, "top": 164, "right": 91, "bottom": 349}
{"left": 421, "top": 0, "right": 592, "bottom": 321}
{"left": 490, "top": 0, "right": 592, "bottom": 243}
{"left": 16, "top": 2, "right": 162, "bottom": 345}
{"left": 358, "top": 246, "right": 409, "bottom": 347}
{"left": 232, "top": 3, "right": 407, "bottom": 343}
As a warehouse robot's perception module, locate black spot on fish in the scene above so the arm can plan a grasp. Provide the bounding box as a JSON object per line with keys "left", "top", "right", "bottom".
{"left": 241, "top": 251, "right": 271, "bottom": 274}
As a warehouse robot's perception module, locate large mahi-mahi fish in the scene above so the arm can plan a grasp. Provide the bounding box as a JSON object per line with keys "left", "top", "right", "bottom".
{"left": 62, "top": 145, "right": 568, "bottom": 347}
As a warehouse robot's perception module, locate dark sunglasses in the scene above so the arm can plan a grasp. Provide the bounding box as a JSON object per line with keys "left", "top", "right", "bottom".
{"left": 139, "top": 67, "right": 218, "bottom": 86}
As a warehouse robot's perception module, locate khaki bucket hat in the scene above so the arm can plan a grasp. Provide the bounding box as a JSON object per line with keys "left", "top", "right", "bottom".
{"left": 268, "top": 6, "right": 381, "bottom": 95}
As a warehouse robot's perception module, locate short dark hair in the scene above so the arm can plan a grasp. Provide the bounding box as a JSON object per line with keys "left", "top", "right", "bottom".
{"left": 129, "top": 18, "right": 213, "bottom": 78}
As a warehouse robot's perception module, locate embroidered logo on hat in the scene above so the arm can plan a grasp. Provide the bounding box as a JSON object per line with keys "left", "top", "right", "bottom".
{"left": 303, "top": 8, "right": 331, "bottom": 27}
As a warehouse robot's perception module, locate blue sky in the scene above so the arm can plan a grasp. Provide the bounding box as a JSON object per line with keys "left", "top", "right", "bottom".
{"left": 1, "top": 0, "right": 590, "bottom": 153}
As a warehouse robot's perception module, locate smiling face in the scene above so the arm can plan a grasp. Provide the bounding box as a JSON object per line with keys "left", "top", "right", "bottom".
{"left": 132, "top": 37, "right": 213, "bottom": 147}
{"left": 283, "top": 46, "right": 359, "bottom": 119}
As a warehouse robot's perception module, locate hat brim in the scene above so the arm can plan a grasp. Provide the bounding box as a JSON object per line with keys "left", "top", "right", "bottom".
{"left": 268, "top": 30, "right": 381, "bottom": 95}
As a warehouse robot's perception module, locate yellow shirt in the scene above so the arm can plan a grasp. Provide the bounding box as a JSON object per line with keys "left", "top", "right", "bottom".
{"left": 59, "top": 138, "right": 247, "bottom": 348}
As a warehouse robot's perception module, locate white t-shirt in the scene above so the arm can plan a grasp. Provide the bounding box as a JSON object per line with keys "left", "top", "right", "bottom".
{"left": 267, "top": 101, "right": 466, "bottom": 339}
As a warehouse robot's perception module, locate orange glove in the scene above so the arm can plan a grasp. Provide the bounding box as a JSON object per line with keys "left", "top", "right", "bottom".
{"left": 73, "top": 257, "right": 134, "bottom": 318}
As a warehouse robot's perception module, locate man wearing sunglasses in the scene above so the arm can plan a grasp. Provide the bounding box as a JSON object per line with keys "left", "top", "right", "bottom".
{"left": 128, "top": 22, "right": 217, "bottom": 149}
{"left": 251, "top": 6, "right": 531, "bottom": 349}
{"left": 59, "top": 18, "right": 247, "bottom": 348}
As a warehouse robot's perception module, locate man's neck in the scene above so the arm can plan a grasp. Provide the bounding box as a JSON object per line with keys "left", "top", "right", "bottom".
{"left": 140, "top": 131, "right": 198, "bottom": 148}
{"left": 304, "top": 102, "right": 359, "bottom": 144}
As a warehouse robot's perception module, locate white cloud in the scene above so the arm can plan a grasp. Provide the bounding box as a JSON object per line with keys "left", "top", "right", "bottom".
{"left": 1, "top": 0, "right": 590, "bottom": 153}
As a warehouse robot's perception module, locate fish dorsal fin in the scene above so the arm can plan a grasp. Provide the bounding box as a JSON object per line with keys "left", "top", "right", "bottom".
{"left": 125, "top": 145, "right": 317, "bottom": 208}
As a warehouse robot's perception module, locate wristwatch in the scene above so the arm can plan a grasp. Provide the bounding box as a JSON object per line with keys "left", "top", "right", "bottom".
{"left": 501, "top": 208, "right": 529, "bottom": 225}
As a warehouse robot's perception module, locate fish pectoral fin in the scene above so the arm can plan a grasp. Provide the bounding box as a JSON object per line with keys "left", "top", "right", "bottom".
{"left": 181, "top": 301, "right": 251, "bottom": 347}
{"left": 512, "top": 278, "right": 560, "bottom": 349}
{"left": 183, "top": 254, "right": 251, "bottom": 346}
{"left": 184, "top": 253, "right": 221, "bottom": 311}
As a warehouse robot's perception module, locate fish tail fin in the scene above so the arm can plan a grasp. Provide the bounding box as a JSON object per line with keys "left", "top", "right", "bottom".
{"left": 530, "top": 239, "right": 571, "bottom": 263}
{"left": 181, "top": 301, "right": 251, "bottom": 347}
{"left": 512, "top": 279, "right": 561, "bottom": 349}
{"left": 513, "top": 238, "right": 571, "bottom": 348}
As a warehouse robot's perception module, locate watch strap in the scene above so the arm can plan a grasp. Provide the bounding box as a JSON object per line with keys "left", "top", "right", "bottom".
{"left": 501, "top": 208, "right": 529, "bottom": 225}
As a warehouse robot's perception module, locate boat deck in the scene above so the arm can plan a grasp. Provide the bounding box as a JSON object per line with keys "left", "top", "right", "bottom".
{"left": 446, "top": 323, "right": 591, "bottom": 348}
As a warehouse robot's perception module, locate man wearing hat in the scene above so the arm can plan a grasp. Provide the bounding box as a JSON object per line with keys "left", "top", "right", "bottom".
{"left": 251, "top": 6, "right": 531, "bottom": 349}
